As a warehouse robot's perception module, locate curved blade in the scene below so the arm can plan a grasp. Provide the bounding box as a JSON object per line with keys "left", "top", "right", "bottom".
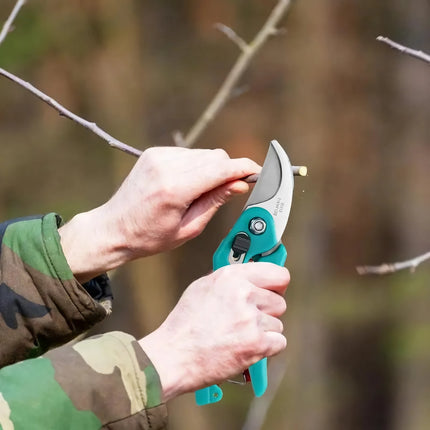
{"left": 245, "top": 140, "right": 294, "bottom": 242}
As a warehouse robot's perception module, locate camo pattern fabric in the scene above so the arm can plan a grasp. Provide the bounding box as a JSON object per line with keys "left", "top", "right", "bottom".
{"left": 0, "top": 331, "right": 167, "bottom": 429}
{"left": 0, "top": 214, "right": 167, "bottom": 429}
{"left": 0, "top": 213, "right": 107, "bottom": 366}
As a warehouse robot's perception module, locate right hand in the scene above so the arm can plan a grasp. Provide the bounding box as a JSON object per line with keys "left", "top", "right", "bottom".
{"left": 139, "top": 262, "right": 289, "bottom": 402}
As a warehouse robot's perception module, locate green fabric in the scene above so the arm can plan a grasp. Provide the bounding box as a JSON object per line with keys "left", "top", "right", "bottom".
{"left": 144, "top": 365, "right": 163, "bottom": 408}
{"left": 2, "top": 213, "right": 73, "bottom": 280}
{"left": 0, "top": 357, "right": 101, "bottom": 430}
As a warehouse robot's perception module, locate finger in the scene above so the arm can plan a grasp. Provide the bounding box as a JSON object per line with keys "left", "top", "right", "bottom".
{"left": 263, "top": 332, "right": 287, "bottom": 357}
{"left": 222, "top": 263, "right": 290, "bottom": 296}
{"left": 181, "top": 154, "right": 261, "bottom": 204}
{"left": 259, "top": 314, "right": 284, "bottom": 334}
{"left": 253, "top": 288, "right": 287, "bottom": 317}
{"left": 178, "top": 180, "right": 250, "bottom": 240}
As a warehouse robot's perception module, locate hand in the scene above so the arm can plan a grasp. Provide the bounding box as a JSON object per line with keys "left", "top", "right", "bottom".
{"left": 59, "top": 147, "right": 260, "bottom": 281}
{"left": 105, "top": 147, "right": 261, "bottom": 255}
{"left": 138, "top": 262, "right": 289, "bottom": 402}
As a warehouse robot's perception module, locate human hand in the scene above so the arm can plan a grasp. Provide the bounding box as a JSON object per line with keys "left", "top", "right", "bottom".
{"left": 138, "top": 262, "right": 289, "bottom": 402}
{"left": 107, "top": 147, "right": 261, "bottom": 255}
{"left": 59, "top": 147, "right": 260, "bottom": 281}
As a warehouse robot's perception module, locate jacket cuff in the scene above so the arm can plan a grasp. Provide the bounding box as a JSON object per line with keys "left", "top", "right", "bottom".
{"left": 0, "top": 213, "right": 107, "bottom": 364}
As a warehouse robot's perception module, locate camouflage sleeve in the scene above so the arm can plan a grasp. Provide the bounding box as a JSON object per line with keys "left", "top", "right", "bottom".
{"left": 0, "top": 331, "right": 168, "bottom": 430}
{"left": 0, "top": 213, "right": 108, "bottom": 367}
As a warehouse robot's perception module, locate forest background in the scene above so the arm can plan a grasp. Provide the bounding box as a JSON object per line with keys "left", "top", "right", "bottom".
{"left": 0, "top": 1, "right": 429, "bottom": 429}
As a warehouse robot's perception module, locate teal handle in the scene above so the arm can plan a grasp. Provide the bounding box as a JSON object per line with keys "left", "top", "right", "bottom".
{"left": 195, "top": 208, "right": 287, "bottom": 405}
{"left": 249, "top": 358, "right": 268, "bottom": 397}
{"left": 195, "top": 385, "right": 223, "bottom": 406}
{"left": 248, "top": 244, "right": 287, "bottom": 398}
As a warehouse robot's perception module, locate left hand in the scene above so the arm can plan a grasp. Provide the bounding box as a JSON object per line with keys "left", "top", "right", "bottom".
{"left": 59, "top": 147, "right": 260, "bottom": 281}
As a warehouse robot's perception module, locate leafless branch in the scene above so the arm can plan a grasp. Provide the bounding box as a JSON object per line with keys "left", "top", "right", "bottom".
{"left": 377, "top": 36, "right": 430, "bottom": 65}
{"left": 0, "top": 64, "right": 308, "bottom": 176}
{"left": 356, "top": 251, "right": 430, "bottom": 275}
{"left": 0, "top": 0, "right": 304, "bottom": 181}
{"left": 0, "top": 0, "right": 26, "bottom": 46}
{"left": 0, "top": 0, "right": 142, "bottom": 157}
{"left": 0, "top": 67, "right": 143, "bottom": 157}
{"left": 177, "top": 0, "right": 293, "bottom": 148}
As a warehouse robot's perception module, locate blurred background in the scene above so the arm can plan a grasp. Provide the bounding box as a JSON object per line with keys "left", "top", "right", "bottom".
{"left": 0, "top": 0, "right": 429, "bottom": 429}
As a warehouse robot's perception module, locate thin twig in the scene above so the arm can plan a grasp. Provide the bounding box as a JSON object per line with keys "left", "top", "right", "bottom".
{"left": 0, "top": 67, "right": 143, "bottom": 157}
{"left": 356, "top": 251, "right": 430, "bottom": 275}
{"left": 0, "top": 65, "right": 309, "bottom": 176}
{"left": 0, "top": 0, "right": 26, "bottom": 46}
{"left": 377, "top": 36, "right": 430, "bottom": 65}
{"left": 178, "top": 0, "right": 292, "bottom": 148}
{"left": 214, "top": 23, "right": 248, "bottom": 52}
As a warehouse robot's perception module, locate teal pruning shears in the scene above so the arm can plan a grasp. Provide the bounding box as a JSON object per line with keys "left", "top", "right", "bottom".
{"left": 195, "top": 140, "right": 295, "bottom": 406}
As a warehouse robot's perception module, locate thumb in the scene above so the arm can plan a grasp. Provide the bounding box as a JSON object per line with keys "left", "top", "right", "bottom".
{"left": 179, "top": 180, "right": 250, "bottom": 240}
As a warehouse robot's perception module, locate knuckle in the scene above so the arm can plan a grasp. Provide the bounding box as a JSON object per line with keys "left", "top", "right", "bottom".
{"left": 244, "top": 326, "right": 263, "bottom": 353}
{"left": 212, "top": 148, "right": 229, "bottom": 159}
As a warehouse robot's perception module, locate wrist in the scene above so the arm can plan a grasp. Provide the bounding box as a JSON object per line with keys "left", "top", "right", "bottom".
{"left": 138, "top": 328, "right": 196, "bottom": 402}
{"left": 58, "top": 205, "right": 131, "bottom": 282}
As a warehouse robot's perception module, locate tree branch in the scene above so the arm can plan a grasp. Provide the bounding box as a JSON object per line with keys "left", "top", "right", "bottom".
{"left": 0, "top": 0, "right": 26, "bottom": 46}
{"left": 377, "top": 36, "right": 430, "bottom": 65}
{"left": 176, "top": 0, "right": 293, "bottom": 148}
{"left": 0, "top": 0, "right": 305, "bottom": 180}
{"left": 356, "top": 251, "right": 430, "bottom": 275}
{"left": 0, "top": 0, "right": 142, "bottom": 157}
{"left": 0, "top": 67, "right": 143, "bottom": 157}
{"left": 0, "top": 64, "right": 308, "bottom": 177}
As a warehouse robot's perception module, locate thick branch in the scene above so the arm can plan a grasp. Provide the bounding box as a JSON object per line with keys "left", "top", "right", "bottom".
{"left": 177, "top": 0, "right": 292, "bottom": 148}
{"left": 0, "top": 67, "right": 143, "bottom": 157}
{"left": 356, "top": 251, "right": 430, "bottom": 275}
{"left": 0, "top": 0, "right": 26, "bottom": 46}
{"left": 377, "top": 36, "right": 430, "bottom": 65}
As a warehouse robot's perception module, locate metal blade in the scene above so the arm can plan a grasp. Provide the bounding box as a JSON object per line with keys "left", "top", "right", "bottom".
{"left": 244, "top": 140, "right": 294, "bottom": 242}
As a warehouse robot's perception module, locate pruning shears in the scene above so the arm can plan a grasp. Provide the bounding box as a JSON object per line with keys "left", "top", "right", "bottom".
{"left": 195, "top": 140, "right": 296, "bottom": 406}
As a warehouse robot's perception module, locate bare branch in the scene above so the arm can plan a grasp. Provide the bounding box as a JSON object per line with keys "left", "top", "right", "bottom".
{"left": 377, "top": 36, "right": 430, "bottom": 65}
{"left": 0, "top": 65, "right": 310, "bottom": 174}
{"left": 0, "top": 0, "right": 301, "bottom": 174}
{"left": 0, "top": 67, "right": 143, "bottom": 157}
{"left": 356, "top": 251, "right": 430, "bottom": 275}
{"left": 214, "top": 23, "right": 248, "bottom": 52}
{"left": 178, "top": 0, "right": 293, "bottom": 148}
{"left": 0, "top": 0, "right": 26, "bottom": 46}
{"left": 244, "top": 166, "right": 307, "bottom": 183}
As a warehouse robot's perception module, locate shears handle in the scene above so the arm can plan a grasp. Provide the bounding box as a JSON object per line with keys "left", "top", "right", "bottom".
{"left": 195, "top": 236, "right": 287, "bottom": 405}
{"left": 247, "top": 243, "right": 287, "bottom": 397}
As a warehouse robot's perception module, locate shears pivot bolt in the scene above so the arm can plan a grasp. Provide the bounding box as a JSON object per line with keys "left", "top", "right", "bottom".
{"left": 249, "top": 217, "right": 266, "bottom": 235}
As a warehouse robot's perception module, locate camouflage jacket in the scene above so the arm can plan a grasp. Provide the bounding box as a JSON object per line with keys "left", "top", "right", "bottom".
{"left": 0, "top": 214, "right": 167, "bottom": 429}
